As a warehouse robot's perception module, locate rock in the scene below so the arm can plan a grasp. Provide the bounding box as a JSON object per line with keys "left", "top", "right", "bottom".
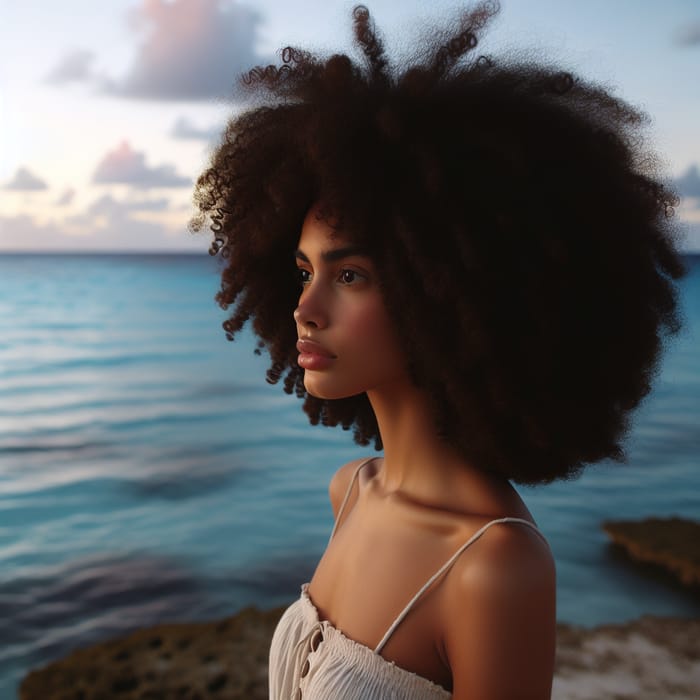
{"left": 19, "top": 603, "right": 700, "bottom": 700}
{"left": 19, "top": 605, "right": 286, "bottom": 700}
{"left": 602, "top": 516, "right": 700, "bottom": 588}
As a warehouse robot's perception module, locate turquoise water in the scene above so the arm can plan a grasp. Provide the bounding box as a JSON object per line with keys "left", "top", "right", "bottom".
{"left": 1, "top": 252, "right": 698, "bottom": 697}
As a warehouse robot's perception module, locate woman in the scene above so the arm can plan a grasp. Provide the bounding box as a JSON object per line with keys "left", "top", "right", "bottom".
{"left": 191, "top": 3, "right": 686, "bottom": 697}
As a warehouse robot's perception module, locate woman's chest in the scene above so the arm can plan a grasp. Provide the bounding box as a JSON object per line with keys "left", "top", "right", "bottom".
{"left": 307, "top": 504, "right": 474, "bottom": 690}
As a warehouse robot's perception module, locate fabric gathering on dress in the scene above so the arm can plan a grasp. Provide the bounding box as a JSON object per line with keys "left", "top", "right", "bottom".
{"left": 268, "top": 458, "right": 550, "bottom": 699}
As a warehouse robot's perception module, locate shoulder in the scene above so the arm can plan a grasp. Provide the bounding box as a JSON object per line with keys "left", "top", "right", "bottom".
{"left": 328, "top": 457, "right": 374, "bottom": 518}
{"left": 450, "top": 519, "right": 555, "bottom": 593}
{"left": 440, "top": 520, "right": 556, "bottom": 700}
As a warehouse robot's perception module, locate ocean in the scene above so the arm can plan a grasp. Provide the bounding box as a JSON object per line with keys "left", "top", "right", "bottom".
{"left": 1, "top": 252, "right": 698, "bottom": 697}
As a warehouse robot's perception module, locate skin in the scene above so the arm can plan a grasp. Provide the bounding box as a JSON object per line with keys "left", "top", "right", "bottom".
{"left": 296, "top": 205, "right": 556, "bottom": 699}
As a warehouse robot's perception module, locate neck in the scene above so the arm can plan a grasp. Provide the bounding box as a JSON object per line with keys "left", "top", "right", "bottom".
{"left": 365, "top": 381, "right": 509, "bottom": 511}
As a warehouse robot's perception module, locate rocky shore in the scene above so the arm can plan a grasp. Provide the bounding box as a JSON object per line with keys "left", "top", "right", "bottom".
{"left": 602, "top": 516, "right": 700, "bottom": 587}
{"left": 19, "top": 605, "right": 283, "bottom": 700}
{"left": 20, "top": 608, "right": 700, "bottom": 700}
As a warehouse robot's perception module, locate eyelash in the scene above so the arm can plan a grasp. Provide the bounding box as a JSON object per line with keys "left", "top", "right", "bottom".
{"left": 339, "top": 269, "right": 361, "bottom": 284}
{"left": 297, "top": 268, "right": 364, "bottom": 285}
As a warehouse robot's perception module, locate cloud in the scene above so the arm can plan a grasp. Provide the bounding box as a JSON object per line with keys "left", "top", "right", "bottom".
{"left": 674, "top": 165, "right": 700, "bottom": 198}
{"left": 45, "top": 49, "right": 96, "bottom": 84}
{"left": 0, "top": 197, "right": 203, "bottom": 252}
{"left": 3, "top": 167, "right": 49, "bottom": 191}
{"left": 55, "top": 188, "right": 76, "bottom": 206}
{"left": 0, "top": 215, "right": 66, "bottom": 250}
{"left": 674, "top": 21, "right": 700, "bottom": 47}
{"left": 108, "top": 0, "right": 271, "bottom": 100}
{"left": 87, "top": 193, "right": 170, "bottom": 215}
{"left": 171, "top": 116, "right": 223, "bottom": 141}
{"left": 92, "top": 141, "right": 190, "bottom": 188}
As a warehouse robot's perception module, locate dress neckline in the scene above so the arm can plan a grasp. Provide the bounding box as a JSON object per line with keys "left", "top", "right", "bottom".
{"left": 299, "top": 583, "right": 452, "bottom": 697}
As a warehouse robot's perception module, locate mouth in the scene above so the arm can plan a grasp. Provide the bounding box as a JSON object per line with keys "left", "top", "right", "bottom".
{"left": 296, "top": 338, "right": 336, "bottom": 358}
{"left": 296, "top": 338, "right": 337, "bottom": 370}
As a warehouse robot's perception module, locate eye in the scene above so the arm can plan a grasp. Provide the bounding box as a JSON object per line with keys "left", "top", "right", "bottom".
{"left": 339, "top": 269, "right": 361, "bottom": 284}
{"left": 297, "top": 268, "right": 312, "bottom": 285}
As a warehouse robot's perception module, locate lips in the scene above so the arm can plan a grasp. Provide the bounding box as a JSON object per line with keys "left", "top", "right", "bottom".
{"left": 296, "top": 338, "right": 336, "bottom": 358}
{"left": 296, "top": 338, "right": 337, "bottom": 370}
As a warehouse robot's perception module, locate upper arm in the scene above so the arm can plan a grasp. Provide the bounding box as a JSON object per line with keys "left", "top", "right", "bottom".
{"left": 328, "top": 458, "right": 368, "bottom": 519}
{"left": 441, "top": 525, "right": 556, "bottom": 700}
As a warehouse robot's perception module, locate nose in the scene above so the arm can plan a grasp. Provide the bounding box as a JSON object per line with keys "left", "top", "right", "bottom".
{"left": 294, "top": 287, "right": 329, "bottom": 330}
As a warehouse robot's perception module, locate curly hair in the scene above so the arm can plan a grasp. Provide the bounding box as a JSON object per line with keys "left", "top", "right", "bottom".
{"left": 190, "top": 2, "right": 687, "bottom": 485}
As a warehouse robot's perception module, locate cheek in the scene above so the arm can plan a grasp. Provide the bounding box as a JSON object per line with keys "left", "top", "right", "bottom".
{"left": 345, "top": 302, "right": 406, "bottom": 371}
{"left": 301, "top": 300, "right": 407, "bottom": 400}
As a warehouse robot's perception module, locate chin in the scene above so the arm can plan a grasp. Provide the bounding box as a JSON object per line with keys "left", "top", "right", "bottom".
{"left": 303, "top": 384, "right": 345, "bottom": 401}
{"left": 303, "top": 375, "right": 362, "bottom": 401}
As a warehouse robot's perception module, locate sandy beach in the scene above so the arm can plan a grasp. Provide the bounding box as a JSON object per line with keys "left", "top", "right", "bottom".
{"left": 553, "top": 615, "right": 700, "bottom": 699}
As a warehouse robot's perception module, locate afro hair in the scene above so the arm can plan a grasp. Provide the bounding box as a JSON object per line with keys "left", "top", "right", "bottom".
{"left": 190, "top": 2, "right": 687, "bottom": 485}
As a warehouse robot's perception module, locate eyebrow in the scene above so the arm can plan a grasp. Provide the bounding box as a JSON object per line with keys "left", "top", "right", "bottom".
{"left": 294, "top": 246, "right": 370, "bottom": 263}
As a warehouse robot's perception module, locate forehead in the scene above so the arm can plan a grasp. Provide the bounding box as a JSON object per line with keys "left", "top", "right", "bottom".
{"left": 298, "top": 206, "right": 352, "bottom": 249}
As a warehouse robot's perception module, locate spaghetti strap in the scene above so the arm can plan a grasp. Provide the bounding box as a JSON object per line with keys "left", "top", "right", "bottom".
{"left": 328, "top": 457, "right": 377, "bottom": 544}
{"left": 373, "top": 517, "right": 548, "bottom": 654}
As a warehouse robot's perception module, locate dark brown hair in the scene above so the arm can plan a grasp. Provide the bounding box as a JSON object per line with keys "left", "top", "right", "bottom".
{"left": 190, "top": 2, "right": 687, "bottom": 484}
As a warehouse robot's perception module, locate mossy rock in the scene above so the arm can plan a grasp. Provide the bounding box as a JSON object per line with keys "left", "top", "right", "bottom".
{"left": 603, "top": 516, "right": 700, "bottom": 588}
{"left": 20, "top": 606, "right": 286, "bottom": 700}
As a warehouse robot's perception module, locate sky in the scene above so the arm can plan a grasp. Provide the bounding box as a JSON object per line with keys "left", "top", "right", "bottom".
{"left": 1, "top": 0, "right": 699, "bottom": 252}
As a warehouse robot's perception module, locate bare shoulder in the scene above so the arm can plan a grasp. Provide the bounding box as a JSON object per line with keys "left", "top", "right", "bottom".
{"left": 456, "top": 519, "right": 555, "bottom": 591}
{"left": 441, "top": 520, "right": 556, "bottom": 700}
{"left": 328, "top": 457, "right": 373, "bottom": 518}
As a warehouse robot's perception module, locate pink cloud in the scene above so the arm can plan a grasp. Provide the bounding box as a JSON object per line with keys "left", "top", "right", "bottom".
{"left": 115, "top": 0, "right": 270, "bottom": 100}
{"left": 92, "top": 141, "right": 190, "bottom": 188}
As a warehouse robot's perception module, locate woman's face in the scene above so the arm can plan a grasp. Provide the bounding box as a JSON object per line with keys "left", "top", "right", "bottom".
{"left": 294, "top": 206, "right": 409, "bottom": 400}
